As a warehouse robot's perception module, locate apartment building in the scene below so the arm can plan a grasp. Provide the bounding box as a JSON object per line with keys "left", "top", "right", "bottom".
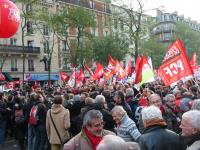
{"left": 154, "top": 10, "right": 200, "bottom": 43}
{"left": 0, "top": 0, "right": 111, "bottom": 83}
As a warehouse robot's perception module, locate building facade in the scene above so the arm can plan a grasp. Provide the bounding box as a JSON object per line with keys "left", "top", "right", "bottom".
{"left": 154, "top": 10, "right": 200, "bottom": 43}
{"left": 0, "top": 0, "right": 111, "bottom": 83}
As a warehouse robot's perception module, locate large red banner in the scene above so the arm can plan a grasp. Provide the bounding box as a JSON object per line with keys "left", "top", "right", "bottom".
{"left": 158, "top": 39, "right": 193, "bottom": 86}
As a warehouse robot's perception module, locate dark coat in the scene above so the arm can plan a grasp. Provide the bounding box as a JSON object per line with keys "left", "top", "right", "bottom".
{"left": 138, "top": 125, "right": 185, "bottom": 150}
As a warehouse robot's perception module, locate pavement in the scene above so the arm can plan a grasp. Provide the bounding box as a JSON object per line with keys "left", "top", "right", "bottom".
{"left": 1, "top": 137, "right": 22, "bottom": 150}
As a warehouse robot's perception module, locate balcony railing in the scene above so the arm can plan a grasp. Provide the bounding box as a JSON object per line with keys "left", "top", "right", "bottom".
{"left": 0, "top": 45, "right": 40, "bottom": 54}
{"left": 57, "top": 0, "right": 111, "bottom": 14}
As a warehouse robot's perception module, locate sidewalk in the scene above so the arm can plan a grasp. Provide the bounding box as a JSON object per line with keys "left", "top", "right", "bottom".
{"left": 1, "top": 137, "right": 21, "bottom": 150}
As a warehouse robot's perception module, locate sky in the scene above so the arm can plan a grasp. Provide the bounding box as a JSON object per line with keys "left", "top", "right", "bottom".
{"left": 113, "top": 0, "right": 200, "bottom": 23}
{"left": 144, "top": 0, "right": 200, "bottom": 22}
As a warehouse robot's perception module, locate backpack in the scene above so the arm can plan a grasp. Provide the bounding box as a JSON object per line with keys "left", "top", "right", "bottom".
{"left": 15, "top": 109, "right": 25, "bottom": 124}
{"left": 29, "top": 105, "right": 39, "bottom": 126}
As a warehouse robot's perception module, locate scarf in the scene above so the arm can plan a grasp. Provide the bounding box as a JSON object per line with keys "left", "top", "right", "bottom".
{"left": 144, "top": 118, "right": 167, "bottom": 129}
{"left": 85, "top": 129, "right": 102, "bottom": 150}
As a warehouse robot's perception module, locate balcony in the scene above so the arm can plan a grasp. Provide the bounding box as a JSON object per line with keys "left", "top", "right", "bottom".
{"left": 0, "top": 45, "right": 40, "bottom": 54}
{"left": 57, "top": 0, "right": 111, "bottom": 14}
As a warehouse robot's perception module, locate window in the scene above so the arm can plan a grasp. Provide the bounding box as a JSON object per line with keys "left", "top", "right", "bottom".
{"left": 63, "top": 58, "right": 68, "bottom": 69}
{"left": 120, "top": 21, "right": 124, "bottom": 31}
{"left": 27, "top": 21, "right": 33, "bottom": 34}
{"left": 26, "top": 4, "right": 32, "bottom": 13}
{"left": 28, "top": 59, "right": 34, "bottom": 71}
{"left": 62, "top": 40, "right": 69, "bottom": 51}
{"left": 43, "top": 41, "right": 49, "bottom": 53}
{"left": 114, "top": 19, "right": 118, "bottom": 29}
{"left": 10, "top": 38, "right": 17, "bottom": 45}
{"left": 89, "top": 0, "right": 94, "bottom": 8}
{"left": 11, "top": 58, "right": 18, "bottom": 72}
{"left": 43, "top": 25, "right": 49, "bottom": 35}
{"left": 27, "top": 40, "right": 34, "bottom": 47}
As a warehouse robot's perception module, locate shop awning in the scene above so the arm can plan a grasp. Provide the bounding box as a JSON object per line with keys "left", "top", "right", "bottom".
{"left": 27, "top": 74, "right": 59, "bottom": 81}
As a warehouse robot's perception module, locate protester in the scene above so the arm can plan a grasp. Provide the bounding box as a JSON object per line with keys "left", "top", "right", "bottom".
{"left": 113, "top": 90, "right": 133, "bottom": 118}
{"left": 63, "top": 110, "right": 114, "bottom": 150}
{"left": 46, "top": 95, "right": 70, "bottom": 150}
{"left": 96, "top": 134, "right": 140, "bottom": 150}
{"left": 191, "top": 99, "right": 200, "bottom": 110}
{"left": 0, "top": 92, "right": 9, "bottom": 147}
{"left": 31, "top": 93, "right": 47, "bottom": 150}
{"left": 138, "top": 106, "right": 185, "bottom": 150}
{"left": 111, "top": 105, "right": 141, "bottom": 142}
{"left": 180, "top": 110, "right": 200, "bottom": 149}
{"left": 163, "top": 94, "right": 182, "bottom": 133}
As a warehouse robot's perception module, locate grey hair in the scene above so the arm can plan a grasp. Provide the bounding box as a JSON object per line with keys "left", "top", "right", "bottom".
{"left": 82, "top": 110, "right": 103, "bottom": 128}
{"left": 164, "top": 94, "right": 175, "bottom": 102}
{"left": 97, "top": 135, "right": 140, "bottom": 150}
{"left": 192, "top": 99, "right": 200, "bottom": 110}
{"left": 142, "top": 106, "right": 163, "bottom": 121}
{"left": 148, "top": 94, "right": 161, "bottom": 103}
{"left": 95, "top": 95, "right": 106, "bottom": 104}
{"left": 111, "top": 105, "right": 126, "bottom": 118}
{"left": 182, "top": 110, "right": 200, "bottom": 130}
{"left": 126, "top": 88, "right": 134, "bottom": 97}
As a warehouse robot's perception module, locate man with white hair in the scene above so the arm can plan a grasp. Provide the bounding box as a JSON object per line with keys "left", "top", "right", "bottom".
{"left": 96, "top": 135, "right": 140, "bottom": 150}
{"left": 111, "top": 105, "right": 141, "bottom": 142}
{"left": 180, "top": 110, "right": 200, "bottom": 149}
{"left": 138, "top": 106, "right": 184, "bottom": 150}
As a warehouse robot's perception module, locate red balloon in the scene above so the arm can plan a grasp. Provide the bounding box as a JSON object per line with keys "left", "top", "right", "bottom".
{"left": 0, "top": 0, "right": 20, "bottom": 38}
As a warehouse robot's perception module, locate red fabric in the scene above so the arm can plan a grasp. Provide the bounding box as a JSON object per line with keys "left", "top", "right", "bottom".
{"left": 85, "top": 129, "right": 102, "bottom": 150}
{"left": 139, "top": 96, "right": 148, "bottom": 106}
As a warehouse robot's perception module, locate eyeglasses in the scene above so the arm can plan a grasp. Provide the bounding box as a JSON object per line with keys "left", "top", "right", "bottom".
{"left": 92, "top": 122, "right": 105, "bottom": 128}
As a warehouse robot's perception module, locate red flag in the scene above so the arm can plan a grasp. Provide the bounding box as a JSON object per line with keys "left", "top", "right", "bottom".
{"left": 190, "top": 52, "right": 197, "bottom": 69}
{"left": 115, "top": 60, "right": 126, "bottom": 79}
{"left": 103, "top": 58, "right": 116, "bottom": 80}
{"left": 76, "top": 68, "right": 85, "bottom": 87}
{"left": 68, "top": 71, "right": 76, "bottom": 87}
{"left": 84, "top": 63, "right": 94, "bottom": 77}
{"left": 125, "top": 60, "right": 132, "bottom": 76}
{"left": 135, "top": 55, "right": 144, "bottom": 84}
{"left": 60, "top": 71, "right": 68, "bottom": 81}
{"left": 93, "top": 63, "right": 104, "bottom": 80}
{"left": 158, "top": 38, "right": 193, "bottom": 86}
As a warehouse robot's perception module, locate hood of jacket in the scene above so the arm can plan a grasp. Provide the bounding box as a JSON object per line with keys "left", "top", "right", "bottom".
{"left": 51, "top": 104, "right": 64, "bottom": 114}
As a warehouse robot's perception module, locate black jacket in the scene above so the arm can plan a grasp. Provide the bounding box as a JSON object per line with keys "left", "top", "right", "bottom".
{"left": 138, "top": 125, "right": 185, "bottom": 150}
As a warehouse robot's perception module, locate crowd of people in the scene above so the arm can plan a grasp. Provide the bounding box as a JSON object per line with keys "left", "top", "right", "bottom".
{"left": 0, "top": 79, "right": 200, "bottom": 150}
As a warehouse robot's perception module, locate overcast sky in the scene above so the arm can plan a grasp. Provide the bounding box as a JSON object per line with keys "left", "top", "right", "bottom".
{"left": 113, "top": 0, "right": 200, "bottom": 22}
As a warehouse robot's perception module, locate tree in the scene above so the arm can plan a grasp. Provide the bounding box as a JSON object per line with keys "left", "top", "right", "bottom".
{"left": 92, "top": 36, "right": 129, "bottom": 65}
{"left": 56, "top": 6, "right": 96, "bottom": 66}
{"left": 141, "top": 36, "right": 167, "bottom": 68}
{"left": 112, "top": 0, "right": 153, "bottom": 61}
{"left": 173, "top": 22, "right": 200, "bottom": 59}
{"left": 16, "top": 0, "right": 42, "bottom": 89}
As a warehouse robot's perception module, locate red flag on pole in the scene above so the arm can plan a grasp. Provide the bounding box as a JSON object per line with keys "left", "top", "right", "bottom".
{"left": 135, "top": 55, "right": 144, "bottom": 84}
{"left": 93, "top": 63, "right": 104, "bottom": 80}
{"left": 190, "top": 52, "right": 197, "bottom": 70}
{"left": 158, "top": 38, "right": 193, "bottom": 86}
{"left": 125, "top": 60, "right": 132, "bottom": 76}
{"left": 60, "top": 71, "right": 68, "bottom": 81}
{"left": 84, "top": 63, "right": 94, "bottom": 77}
{"left": 76, "top": 68, "right": 85, "bottom": 86}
